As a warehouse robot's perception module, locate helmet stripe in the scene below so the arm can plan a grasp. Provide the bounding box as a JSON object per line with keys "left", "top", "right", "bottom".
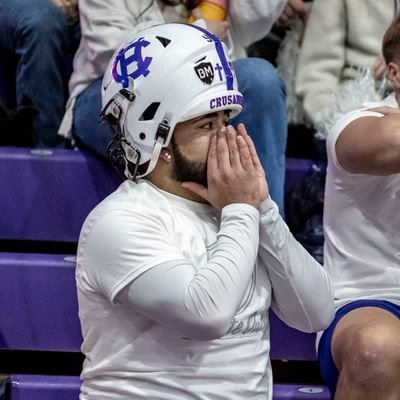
{"left": 190, "top": 24, "right": 234, "bottom": 91}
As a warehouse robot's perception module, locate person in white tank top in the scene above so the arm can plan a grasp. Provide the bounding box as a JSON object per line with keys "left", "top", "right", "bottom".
{"left": 318, "top": 13, "right": 400, "bottom": 400}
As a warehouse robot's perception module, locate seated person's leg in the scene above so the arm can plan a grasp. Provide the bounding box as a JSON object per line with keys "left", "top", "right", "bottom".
{"left": 231, "top": 57, "right": 287, "bottom": 217}
{"left": 73, "top": 77, "right": 113, "bottom": 157}
{"left": 0, "top": 0, "right": 72, "bottom": 147}
{"left": 318, "top": 300, "right": 400, "bottom": 399}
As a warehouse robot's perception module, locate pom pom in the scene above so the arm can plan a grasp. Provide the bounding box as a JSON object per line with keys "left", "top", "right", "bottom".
{"left": 276, "top": 18, "right": 311, "bottom": 127}
{"left": 315, "top": 67, "right": 389, "bottom": 139}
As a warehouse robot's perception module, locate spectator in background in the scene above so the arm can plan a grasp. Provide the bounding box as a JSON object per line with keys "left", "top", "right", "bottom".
{"left": 0, "top": 0, "right": 80, "bottom": 147}
{"left": 59, "top": 0, "right": 307, "bottom": 217}
{"left": 76, "top": 23, "right": 334, "bottom": 399}
{"left": 317, "top": 13, "right": 400, "bottom": 399}
{"left": 295, "top": 0, "right": 398, "bottom": 138}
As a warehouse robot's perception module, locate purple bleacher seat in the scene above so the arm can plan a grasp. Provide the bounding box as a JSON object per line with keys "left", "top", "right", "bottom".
{"left": 0, "top": 252, "right": 82, "bottom": 351}
{"left": 3, "top": 376, "right": 331, "bottom": 400}
{"left": 269, "top": 311, "right": 317, "bottom": 361}
{"left": 3, "top": 376, "right": 332, "bottom": 400}
{"left": 284, "top": 158, "right": 326, "bottom": 194}
{"left": 0, "top": 252, "right": 318, "bottom": 358}
{"left": 273, "top": 158, "right": 327, "bottom": 363}
{"left": 273, "top": 384, "right": 331, "bottom": 399}
{"left": 0, "top": 146, "right": 323, "bottom": 243}
{"left": 5, "top": 375, "right": 81, "bottom": 400}
{"left": 0, "top": 146, "right": 121, "bottom": 243}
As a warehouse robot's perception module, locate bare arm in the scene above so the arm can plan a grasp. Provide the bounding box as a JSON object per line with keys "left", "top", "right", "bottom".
{"left": 336, "top": 109, "right": 400, "bottom": 174}
{"left": 276, "top": 0, "right": 308, "bottom": 26}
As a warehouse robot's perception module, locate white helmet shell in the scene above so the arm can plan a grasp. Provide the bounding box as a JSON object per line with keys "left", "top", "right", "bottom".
{"left": 101, "top": 23, "right": 243, "bottom": 179}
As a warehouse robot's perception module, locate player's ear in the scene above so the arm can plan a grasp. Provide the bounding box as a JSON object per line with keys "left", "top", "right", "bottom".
{"left": 387, "top": 62, "right": 400, "bottom": 90}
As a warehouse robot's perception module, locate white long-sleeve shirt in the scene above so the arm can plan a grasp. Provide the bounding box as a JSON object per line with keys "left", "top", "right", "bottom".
{"left": 76, "top": 179, "right": 334, "bottom": 400}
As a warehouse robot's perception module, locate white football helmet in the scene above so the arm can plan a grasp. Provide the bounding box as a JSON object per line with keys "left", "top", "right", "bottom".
{"left": 101, "top": 22, "right": 243, "bottom": 180}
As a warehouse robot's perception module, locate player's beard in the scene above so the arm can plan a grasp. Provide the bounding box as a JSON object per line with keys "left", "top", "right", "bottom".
{"left": 171, "top": 137, "right": 208, "bottom": 187}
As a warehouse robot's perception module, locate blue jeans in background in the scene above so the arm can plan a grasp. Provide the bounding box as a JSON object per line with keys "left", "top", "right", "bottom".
{"left": 231, "top": 58, "right": 287, "bottom": 217}
{"left": 73, "top": 57, "right": 287, "bottom": 215}
{"left": 0, "top": 0, "right": 79, "bottom": 147}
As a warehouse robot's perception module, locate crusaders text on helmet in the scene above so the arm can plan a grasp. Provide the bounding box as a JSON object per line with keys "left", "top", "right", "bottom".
{"left": 101, "top": 22, "right": 243, "bottom": 180}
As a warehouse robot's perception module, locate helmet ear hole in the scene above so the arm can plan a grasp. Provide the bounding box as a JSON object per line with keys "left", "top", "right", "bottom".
{"left": 140, "top": 102, "right": 161, "bottom": 121}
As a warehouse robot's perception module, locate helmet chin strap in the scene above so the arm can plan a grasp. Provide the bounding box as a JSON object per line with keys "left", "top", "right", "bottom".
{"left": 146, "top": 137, "right": 165, "bottom": 177}
{"left": 144, "top": 114, "right": 172, "bottom": 177}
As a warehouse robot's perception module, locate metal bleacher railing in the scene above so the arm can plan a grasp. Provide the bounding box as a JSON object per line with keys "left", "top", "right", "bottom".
{"left": 0, "top": 147, "right": 331, "bottom": 400}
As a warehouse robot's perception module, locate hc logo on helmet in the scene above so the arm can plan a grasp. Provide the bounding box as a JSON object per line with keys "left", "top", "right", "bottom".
{"left": 112, "top": 37, "right": 153, "bottom": 88}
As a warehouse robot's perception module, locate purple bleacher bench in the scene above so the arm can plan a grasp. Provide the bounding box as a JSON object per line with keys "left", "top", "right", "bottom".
{"left": 0, "top": 252, "right": 81, "bottom": 351}
{"left": 0, "top": 252, "right": 319, "bottom": 360}
{"left": 0, "top": 146, "right": 325, "bottom": 243}
{"left": 3, "top": 375, "right": 81, "bottom": 400}
{"left": 2, "top": 376, "right": 330, "bottom": 400}
{"left": 272, "top": 159, "right": 326, "bottom": 363}
{"left": 269, "top": 311, "right": 316, "bottom": 361}
{"left": 0, "top": 153, "right": 330, "bottom": 398}
{"left": 284, "top": 158, "right": 326, "bottom": 194}
{"left": 0, "top": 147, "right": 121, "bottom": 243}
{"left": 269, "top": 313, "right": 331, "bottom": 398}
{"left": 0, "top": 253, "right": 330, "bottom": 399}
{"left": 273, "top": 384, "right": 330, "bottom": 399}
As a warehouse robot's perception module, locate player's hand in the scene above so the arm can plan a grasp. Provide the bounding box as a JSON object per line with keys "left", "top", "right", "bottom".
{"left": 51, "top": 0, "right": 79, "bottom": 21}
{"left": 191, "top": 8, "right": 230, "bottom": 41}
{"left": 276, "top": 0, "right": 307, "bottom": 26}
{"left": 182, "top": 125, "right": 262, "bottom": 209}
{"left": 236, "top": 123, "right": 269, "bottom": 202}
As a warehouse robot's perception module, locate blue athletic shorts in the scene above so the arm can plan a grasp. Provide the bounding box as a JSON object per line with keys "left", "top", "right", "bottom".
{"left": 318, "top": 299, "right": 400, "bottom": 395}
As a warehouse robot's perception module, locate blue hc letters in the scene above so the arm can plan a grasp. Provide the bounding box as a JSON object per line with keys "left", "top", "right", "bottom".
{"left": 112, "top": 37, "right": 153, "bottom": 88}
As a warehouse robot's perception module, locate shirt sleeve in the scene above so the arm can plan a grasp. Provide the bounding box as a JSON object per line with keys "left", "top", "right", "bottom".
{"left": 257, "top": 198, "right": 335, "bottom": 333}
{"left": 295, "top": 0, "right": 346, "bottom": 126}
{"left": 228, "top": 0, "right": 286, "bottom": 48}
{"left": 77, "top": 0, "right": 166, "bottom": 78}
{"left": 326, "top": 108, "right": 385, "bottom": 174}
{"left": 79, "top": 203, "right": 261, "bottom": 340}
